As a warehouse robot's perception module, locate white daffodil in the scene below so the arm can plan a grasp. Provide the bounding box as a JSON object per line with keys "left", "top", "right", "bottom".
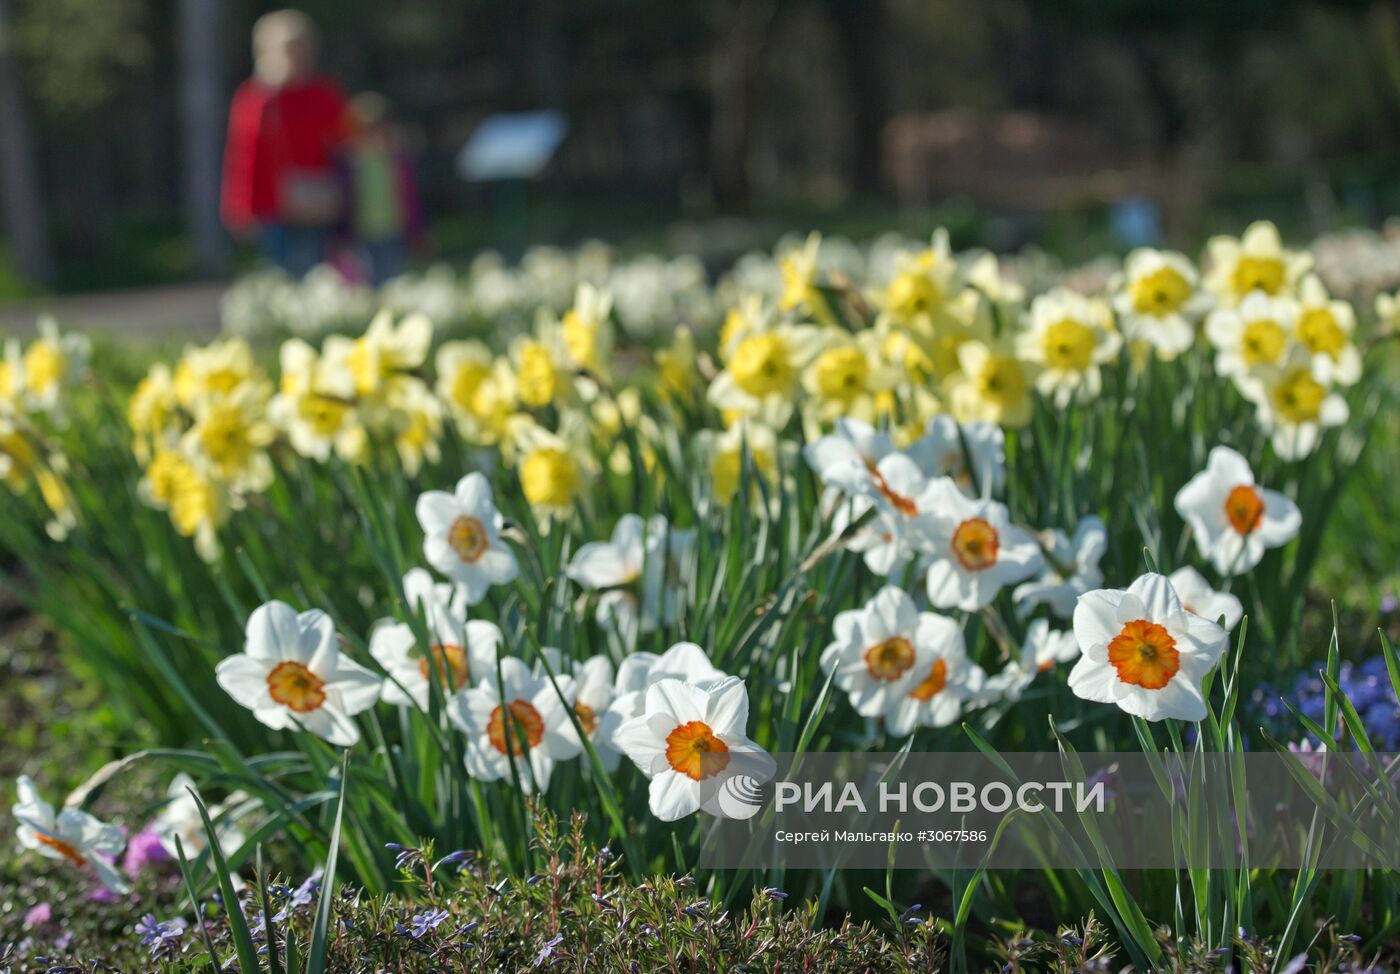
{"left": 905, "top": 416, "right": 1005, "bottom": 498}
{"left": 1294, "top": 275, "right": 1361, "bottom": 387}
{"left": 1068, "top": 572, "right": 1228, "bottom": 722}
{"left": 921, "top": 478, "right": 1042, "bottom": 611}
{"left": 802, "top": 417, "right": 895, "bottom": 484}
{"left": 1013, "top": 516, "right": 1107, "bottom": 620}
{"left": 1167, "top": 566, "right": 1244, "bottom": 632}
{"left": 215, "top": 601, "right": 381, "bottom": 747}
{"left": 820, "top": 586, "right": 935, "bottom": 718}
{"left": 151, "top": 773, "right": 246, "bottom": 861}
{"left": 981, "top": 618, "right": 1081, "bottom": 705}
{"left": 562, "top": 655, "right": 624, "bottom": 771}
{"left": 447, "top": 656, "right": 580, "bottom": 793}
{"left": 823, "top": 451, "right": 946, "bottom": 578}
{"left": 819, "top": 586, "right": 976, "bottom": 734}
{"left": 1243, "top": 347, "right": 1350, "bottom": 461}
{"left": 1174, "top": 446, "right": 1301, "bottom": 576}
{"left": 1016, "top": 287, "right": 1121, "bottom": 406}
{"left": 565, "top": 514, "right": 694, "bottom": 644}
{"left": 881, "top": 615, "right": 981, "bottom": 735}
{"left": 1112, "top": 248, "right": 1210, "bottom": 361}
{"left": 1204, "top": 291, "right": 1297, "bottom": 382}
{"left": 12, "top": 776, "right": 128, "bottom": 893}
{"left": 1204, "top": 221, "right": 1311, "bottom": 307}
{"left": 608, "top": 641, "right": 730, "bottom": 725}
{"left": 415, "top": 473, "right": 519, "bottom": 604}
{"left": 614, "top": 677, "right": 775, "bottom": 822}
{"left": 369, "top": 592, "right": 502, "bottom": 711}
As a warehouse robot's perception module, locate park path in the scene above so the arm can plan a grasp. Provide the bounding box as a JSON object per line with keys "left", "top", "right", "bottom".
{"left": 0, "top": 281, "right": 226, "bottom": 340}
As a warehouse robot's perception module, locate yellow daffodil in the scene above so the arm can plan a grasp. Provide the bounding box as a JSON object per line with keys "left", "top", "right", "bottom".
{"left": 508, "top": 316, "right": 578, "bottom": 411}
{"left": 20, "top": 317, "right": 88, "bottom": 415}
{"left": 1112, "top": 248, "right": 1211, "bottom": 361}
{"left": 509, "top": 414, "right": 594, "bottom": 516}
{"left": 699, "top": 420, "right": 779, "bottom": 506}
{"left": 1204, "top": 291, "right": 1297, "bottom": 382}
{"left": 655, "top": 326, "right": 698, "bottom": 402}
{"left": 174, "top": 337, "right": 258, "bottom": 408}
{"left": 801, "top": 330, "right": 898, "bottom": 424}
{"left": 181, "top": 381, "right": 276, "bottom": 492}
{"left": 1293, "top": 275, "right": 1361, "bottom": 386}
{"left": 1204, "top": 221, "right": 1311, "bottom": 307}
{"left": 559, "top": 283, "right": 614, "bottom": 378}
{"left": 0, "top": 417, "right": 37, "bottom": 491}
{"left": 390, "top": 378, "right": 444, "bottom": 477}
{"left": 1016, "top": 287, "right": 1121, "bottom": 406}
{"left": 708, "top": 321, "right": 823, "bottom": 426}
{"left": 138, "top": 447, "right": 227, "bottom": 561}
{"left": 0, "top": 340, "right": 20, "bottom": 413}
{"left": 591, "top": 387, "right": 660, "bottom": 476}
{"left": 323, "top": 309, "right": 432, "bottom": 400}
{"left": 128, "top": 364, "right": 183, "bottom": 463}
{"left": 880, "top": 230, "right": 960, "bottom": 327}
{"left": 268, "top": 339, "right": 366, "bottom": 463}
{"left": 945, "top": 339, "right": 1036, "bottom": 428}
{"left": 1242, "top": 349, "right": 1348, "bottom": 461}
{"left": 777, "top": 232, "right": 830, "bottom": 320}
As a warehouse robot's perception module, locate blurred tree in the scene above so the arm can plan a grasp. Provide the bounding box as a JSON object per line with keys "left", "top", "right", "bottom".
{"left": 11, "top": 0, "right": 147, "bottom": 116}
{"left": 178, "top": 0, "right": 227, "bottom": 275}
{"left": 830, "top": 0, "right": 889, "bottom": 194}
{"left": 0, "top": 0, "right": 51, "bottom": 283}
{"left": 708, "top": 0, "right": 775, "bottom": 205}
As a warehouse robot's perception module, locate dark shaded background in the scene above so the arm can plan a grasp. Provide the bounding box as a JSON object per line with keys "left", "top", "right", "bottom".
{"left": 1, "top": 0, "right": 1398, "bottom": 293}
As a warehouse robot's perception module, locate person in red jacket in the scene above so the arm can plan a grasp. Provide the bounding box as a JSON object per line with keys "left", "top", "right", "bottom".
{"left": 221, "top": 10, "right": 347, "bottom": 277}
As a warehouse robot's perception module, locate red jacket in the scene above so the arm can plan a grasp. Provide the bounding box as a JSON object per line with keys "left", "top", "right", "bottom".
{"left": 221, "top": 75, "right": 348, "bottom": 231}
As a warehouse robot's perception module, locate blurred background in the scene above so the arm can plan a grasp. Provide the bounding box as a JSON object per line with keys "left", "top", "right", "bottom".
{"left": 1, "top": 0, "right": 1399, "bottom": 304}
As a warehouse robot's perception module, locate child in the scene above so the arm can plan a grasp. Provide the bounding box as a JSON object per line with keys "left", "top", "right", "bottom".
{"left": 340, "top": 93, "right": 424, "bottom": 285}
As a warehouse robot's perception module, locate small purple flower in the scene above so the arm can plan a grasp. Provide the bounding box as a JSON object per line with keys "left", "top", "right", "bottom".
{"left": 23, "top": 902, "right": 53, "bottom": 929}
{"left": 122, "top": 825, "right": 170, "bottom": 876}
{"left": 1380, "top": 592, "right": 1397, "bottom": 615}
{"left": 387, "top": 843, "right": 423, "bottom": 872}
{"left": 134, "top": 914, "right": 187, "bottom": 962}
{"left": 434, "top": 849, "right": 474, "bottom": 873}
{"left": 535, "top": 933, "right": 565, "bottom": 966}
{"left": 409, "top": 908, "right": 450, "bottom": 938}
{"left": 273, "top": 867, "right": 323, "bottom": 923}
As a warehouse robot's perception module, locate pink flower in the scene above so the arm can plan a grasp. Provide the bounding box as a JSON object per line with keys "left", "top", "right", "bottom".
{"left": 122, "top": 825, "right": 170, "bottom": 876}
{"left": 23, "top": 902, "right": 53, "bottom": 928}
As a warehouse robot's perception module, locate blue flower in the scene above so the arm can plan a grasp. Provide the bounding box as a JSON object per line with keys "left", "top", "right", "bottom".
{"left": 535, "top": 933, "right": 565, "bottom": 966}
{"left": 409, "top": 908, "right": 450, "bottom": 938}
{"left": 134, "top": 914, "right": 186, "bottom": 961}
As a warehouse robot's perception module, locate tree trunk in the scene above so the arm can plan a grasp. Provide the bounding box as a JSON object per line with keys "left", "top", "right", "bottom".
{"left": 830, "top": 0, "right": 888, "bottom": 195}
{"left": 0, "top": 0, "right": 53, "bottom": 284}
{"left": 708, "top": 0, "right": 773, "bottom": 207}
{"left": 178, "top": 0, "right": 228, "bottom": 275}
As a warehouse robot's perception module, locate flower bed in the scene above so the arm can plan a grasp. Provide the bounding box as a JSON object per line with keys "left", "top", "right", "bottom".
{"left": 2, "top": 222, "right": 1398, "bottom": 969}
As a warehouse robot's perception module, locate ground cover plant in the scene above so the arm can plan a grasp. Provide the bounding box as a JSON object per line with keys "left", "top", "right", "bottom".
{"left": 2, "top": 222, "right": 1399, "bottom": 970}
